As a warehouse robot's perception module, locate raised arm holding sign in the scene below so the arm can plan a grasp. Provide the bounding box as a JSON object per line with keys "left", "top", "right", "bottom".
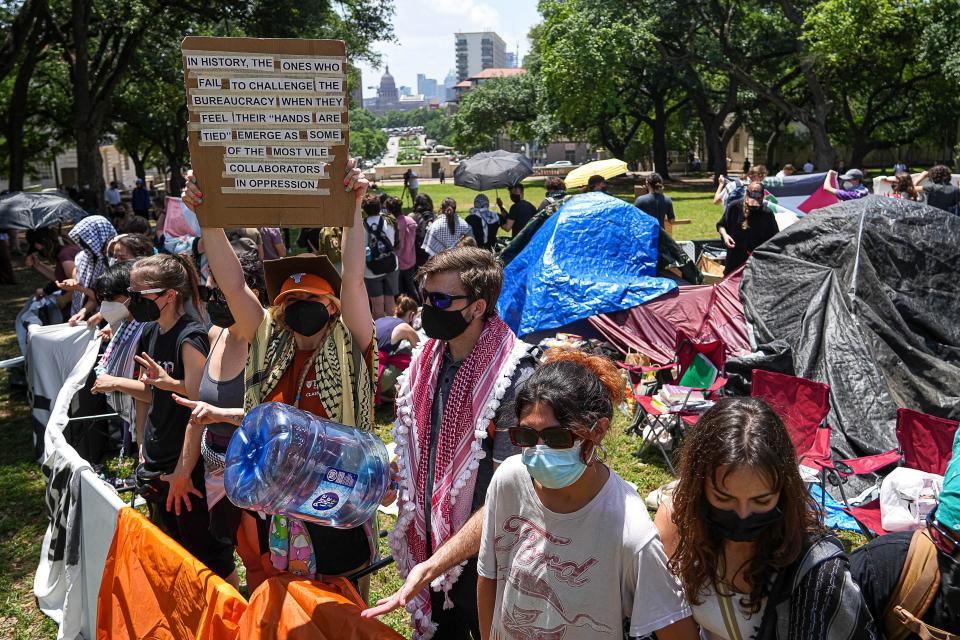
{"left": 181, "top": 36, "right": 353, "bottom": 227}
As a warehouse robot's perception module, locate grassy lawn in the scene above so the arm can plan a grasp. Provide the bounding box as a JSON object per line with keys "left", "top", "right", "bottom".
{"left": 376, "top": 179, "right": 721, "bottom": 242}
{"left": 0, "top": 265, "right": 59, "bottom": 640}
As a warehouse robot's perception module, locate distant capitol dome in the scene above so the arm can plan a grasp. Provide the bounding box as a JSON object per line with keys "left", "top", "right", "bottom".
{"left": 377, "top": 65, "right": 399, "bottom": 106}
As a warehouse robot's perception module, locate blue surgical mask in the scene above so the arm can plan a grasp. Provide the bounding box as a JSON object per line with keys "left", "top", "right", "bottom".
{"left": 521, "top": 441, "right": 588, "bottom": 489}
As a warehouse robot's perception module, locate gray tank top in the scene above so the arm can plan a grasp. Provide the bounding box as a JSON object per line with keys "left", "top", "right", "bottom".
{"left": 199, "top": 328, "right": 245, "bottom": 442}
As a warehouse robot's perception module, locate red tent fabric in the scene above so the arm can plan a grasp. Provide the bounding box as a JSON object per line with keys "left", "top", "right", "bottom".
{"left": 589, "top": 267, "right": 751, "bottom": 364}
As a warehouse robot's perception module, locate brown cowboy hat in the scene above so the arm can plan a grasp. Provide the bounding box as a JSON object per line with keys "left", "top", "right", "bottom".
{"left": 262, "top": 255, "right": 342, "bottom": 306}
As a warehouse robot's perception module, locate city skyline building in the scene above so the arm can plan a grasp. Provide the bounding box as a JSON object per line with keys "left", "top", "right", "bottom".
{"left": 455, "top": 31, "right": 507, "bottom": 81}
{"left": 417, "top": 73, "right": 439, "bottom": 100}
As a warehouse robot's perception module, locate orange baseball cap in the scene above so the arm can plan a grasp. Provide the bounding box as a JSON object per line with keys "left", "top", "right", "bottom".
{"left": 273, "top": 272, "right": 336, "bottom": 306}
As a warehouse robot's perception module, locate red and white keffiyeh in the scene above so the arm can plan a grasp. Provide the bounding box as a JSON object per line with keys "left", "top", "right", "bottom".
{"left": 389, "top": 314, "right": 526, "bottom": 639}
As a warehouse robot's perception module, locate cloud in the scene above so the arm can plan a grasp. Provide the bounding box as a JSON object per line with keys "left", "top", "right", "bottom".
{"left": 430, "top": 0, "right": 501, "bottom": 29}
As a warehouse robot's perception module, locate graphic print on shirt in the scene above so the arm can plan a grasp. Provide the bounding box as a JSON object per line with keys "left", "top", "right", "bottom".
{"left": 494, "top": 515, "right": 611, "bottom": 638}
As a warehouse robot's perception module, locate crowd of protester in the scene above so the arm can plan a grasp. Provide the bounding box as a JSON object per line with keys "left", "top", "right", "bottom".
{"left": 17, "top": 156, "right": 960, "bottom": 640}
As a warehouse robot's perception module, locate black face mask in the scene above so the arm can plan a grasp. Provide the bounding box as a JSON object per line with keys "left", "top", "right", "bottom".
{"left": 509, "top": 193, "right": 522, "bottom": 203}
{"left": 704, "top": 503, "right": 783, "bottom": 542}
{"left": 206, "top": 298, "right": 235, "bottom": 328}
{"left": 421, "top": 303, "right": 473, "bottom": 341}
{"left": 283, "top": 300, "right": 330, "bottom": 337}
{"left": 128, "top": 296, "right": 165, "bottom": 323}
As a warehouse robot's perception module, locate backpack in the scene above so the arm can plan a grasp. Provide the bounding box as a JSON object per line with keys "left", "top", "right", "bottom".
{"left": 883, "top": 529, "right": 959, "bottom": 640}
{"left": 364, "top": 217, "right": 398, "bottom": 276}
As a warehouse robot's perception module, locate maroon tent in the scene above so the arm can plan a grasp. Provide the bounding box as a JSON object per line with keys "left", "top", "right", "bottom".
{"left": 589, "top": 267, "right": 751, "bottom": 364}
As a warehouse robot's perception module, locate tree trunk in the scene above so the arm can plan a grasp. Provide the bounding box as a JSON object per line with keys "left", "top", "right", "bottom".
{"left": 6, "top": 37, "right": 41, "bottom": 191}
{"left": 848, "top": 137, "right": 872, "bottom": 170}
{"left": 807, "top": 119, "right": 835, "bottom": 172}
{"left": 166, "top": 155, "right": 186, "bottom": 196}
{"left": 765, "top": 127, "right": 781, "bottom": 170}
{"left": 651, "top": 96, "right": 670, "bottom": 179}
{"left": 0, "top": 0, "right": 46, "bottom": 81}
{"left": 700, "top": 119, "right": 725, "bottom": 182}
{"left": 70, "top": 0, "right": 106, "bottom": 211}
{"left": 130, "top": 149, "right": 147, "bottom": 181}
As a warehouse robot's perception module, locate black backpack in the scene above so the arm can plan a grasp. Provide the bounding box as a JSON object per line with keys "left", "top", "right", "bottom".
{"left": 364, "top": 217, "right": 398, "bottom": 275}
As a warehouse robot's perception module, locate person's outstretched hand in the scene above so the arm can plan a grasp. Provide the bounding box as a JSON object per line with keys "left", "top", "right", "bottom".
{"left": 172, "top": 394, "right": 231, "bottom": 427}
{"left": 344, "top": 158, "right": 369, "bottom": 205}
{"left": 135, "top": 352, "right": 178, "bottom": 391}
{"left": 361, "top": 559, "right": 434, "bottom": 619}
{"left": 182, "top": 170, "right": 202, "bottom": 210}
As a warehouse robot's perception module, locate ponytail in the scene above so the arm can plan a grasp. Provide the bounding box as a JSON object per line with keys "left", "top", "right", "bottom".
{"left": 441, "top": 197, "right": 457, "bottom": 234}
{"left": 171, "top": 253, "right": 201, "bottom": 313}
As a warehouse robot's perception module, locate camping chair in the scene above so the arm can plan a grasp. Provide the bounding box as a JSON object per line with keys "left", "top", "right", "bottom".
{"left": 847, "top": 408, "right": 959, "bottom": 536}
{"left": 749, "top": 370, "right": 900, "bottom": 534}
{"left": 623, "top": 332, "right": 728, "bottom": 473}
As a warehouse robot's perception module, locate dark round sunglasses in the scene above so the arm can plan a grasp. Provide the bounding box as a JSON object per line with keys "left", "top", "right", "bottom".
{"left": 508, "top": 426, "right": 578, "bottom": 449}
{"left": 421, "top": 289, "right": 472, "bottom": 310}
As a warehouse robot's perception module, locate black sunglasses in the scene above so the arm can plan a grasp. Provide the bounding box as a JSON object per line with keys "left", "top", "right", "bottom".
{"left": 929, "top": 516, "right": 960, "bottom": 560}
{"left": 508, "top": 426, "right": 578, "bottom": 449}
{"left": 197, "top": 285, "right": 225, "bottom": 303}
{"left": 422, "top": 289, "right": 472, "bottom": 310}
{"left": 127, "top": 287, "right": 167, "bottom": 304}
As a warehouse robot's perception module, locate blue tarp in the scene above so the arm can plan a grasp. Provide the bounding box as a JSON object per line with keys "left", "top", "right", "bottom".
{"left": 498, "top": 192, "right": 677, "bottom": 336}
{"left": 809, "top": 484, "right": 861, "bottom": 533}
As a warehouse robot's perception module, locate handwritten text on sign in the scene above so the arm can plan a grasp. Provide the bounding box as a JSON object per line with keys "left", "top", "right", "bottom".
{"left": 184, "top": 50, "right": 348, "bottom": 195}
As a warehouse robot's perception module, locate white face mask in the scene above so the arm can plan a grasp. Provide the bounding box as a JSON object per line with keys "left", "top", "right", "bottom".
{"left": 99, "top": 300, "right": 129, "bottom": 328}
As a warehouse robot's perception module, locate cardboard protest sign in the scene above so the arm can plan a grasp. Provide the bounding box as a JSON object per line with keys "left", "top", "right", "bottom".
{"left": 181, "top": 37, "right": 353, "bottom": 227}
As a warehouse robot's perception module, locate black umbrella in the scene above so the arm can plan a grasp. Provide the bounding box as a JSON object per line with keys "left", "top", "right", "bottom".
{"left": 453, "top": 150, "right": 534, "bottom": 191}
{"left": 0, "top": 192, "right": 86, "bottom": 229}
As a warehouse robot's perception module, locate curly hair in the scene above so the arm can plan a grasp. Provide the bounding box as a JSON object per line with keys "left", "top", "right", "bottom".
{"left": 928, "top": 164, "right": 953, "bottom": 185}
{"left": 669, "top": 397, "right": 821, "bottom": 613}
{"left": 514, "top": 348, "right": 624, "bottom": 464}
{"left": 893, "top": 173, "right": 920, "bottom": 201}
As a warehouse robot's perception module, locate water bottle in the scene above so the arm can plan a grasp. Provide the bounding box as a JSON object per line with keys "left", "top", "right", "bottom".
{"left": 224, "top": 402, "right": 389, "bottom": 529}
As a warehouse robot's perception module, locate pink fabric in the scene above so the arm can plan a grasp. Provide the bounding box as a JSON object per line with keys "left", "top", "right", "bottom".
{"left": 589, "top": 266, "right": 750, "bottom": 364}
{"left": 162, "top": 197, "right": 201, "bottom": 237}
{"left": 395, "top": 214, "right": 418, "bottom": 270}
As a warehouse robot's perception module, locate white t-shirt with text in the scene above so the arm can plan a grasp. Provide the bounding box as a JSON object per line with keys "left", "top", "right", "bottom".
{"left": 478, "top": 456, "right": 691, "bottom": 640}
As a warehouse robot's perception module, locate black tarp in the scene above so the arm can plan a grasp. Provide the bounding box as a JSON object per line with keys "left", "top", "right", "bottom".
{"left": 741, "top": 196, "right": 960, "bottom": 458}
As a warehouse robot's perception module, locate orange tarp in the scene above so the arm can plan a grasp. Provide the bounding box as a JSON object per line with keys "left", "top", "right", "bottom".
{"left": 96, "top": 508, "right": 246, "bottom": 639}
{"left": 96, "top": 508, "right": 403, "bottom": 640}
{"left": 239, "top": 572, "right": 404, "bottom": 640}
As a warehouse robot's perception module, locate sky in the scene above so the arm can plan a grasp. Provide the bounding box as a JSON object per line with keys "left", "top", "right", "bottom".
{"left": 355, "top": 0, "right": 542, "bottom": 99}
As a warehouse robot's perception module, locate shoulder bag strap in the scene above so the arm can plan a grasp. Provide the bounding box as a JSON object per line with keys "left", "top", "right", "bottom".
{"left": 883, "top": 529, "right": 942, "bottom": 640}
{"left": 717, "top": 589, "right": 745, "bottom": 640}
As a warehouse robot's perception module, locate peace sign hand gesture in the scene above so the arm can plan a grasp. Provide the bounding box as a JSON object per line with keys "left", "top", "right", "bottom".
{"left": 135, "top": 352, "right": 178, "bottom": 392}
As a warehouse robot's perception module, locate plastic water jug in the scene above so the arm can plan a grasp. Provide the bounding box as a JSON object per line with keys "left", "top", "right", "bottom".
{"left": 224, "top": 402, "right": 389, "bottom": 529}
